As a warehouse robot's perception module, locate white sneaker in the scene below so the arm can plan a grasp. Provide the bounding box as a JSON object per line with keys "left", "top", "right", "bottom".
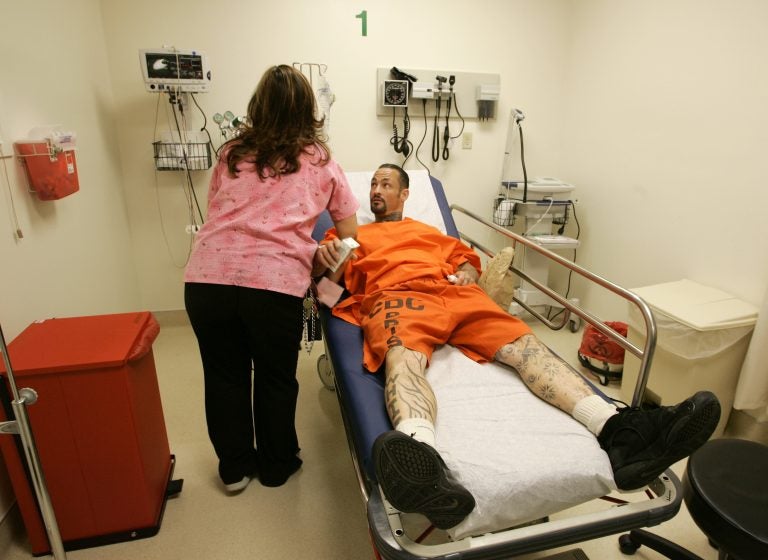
{"left": 224, "top": 476, "right": 251, "bottom": 493}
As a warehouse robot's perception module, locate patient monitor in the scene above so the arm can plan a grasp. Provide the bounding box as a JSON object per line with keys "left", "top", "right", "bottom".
{"left": 139, "top": 48, "right": 212, "bottom": 93}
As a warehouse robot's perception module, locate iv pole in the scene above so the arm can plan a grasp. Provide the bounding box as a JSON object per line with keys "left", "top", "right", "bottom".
{"left": 0, "top": 322, "right": 67, "bottom": 559}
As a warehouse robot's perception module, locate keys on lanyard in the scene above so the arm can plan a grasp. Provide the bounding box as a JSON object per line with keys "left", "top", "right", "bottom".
{"left": 303, "top": 292, "right": 318, "bottom": 353}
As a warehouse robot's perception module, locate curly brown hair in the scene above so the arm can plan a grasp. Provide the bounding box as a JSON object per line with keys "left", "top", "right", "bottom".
{"left": 224, "top": 65, "right": 330, "bottom": 179}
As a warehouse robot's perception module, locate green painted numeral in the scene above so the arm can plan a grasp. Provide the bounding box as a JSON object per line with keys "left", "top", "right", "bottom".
{"left": 356, "top": 10, "right": 367, "bottom": 37}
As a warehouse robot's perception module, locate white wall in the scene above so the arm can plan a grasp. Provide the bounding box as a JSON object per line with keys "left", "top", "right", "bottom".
{"left": 560, "top": 0, "right": 768, "bottom": 319}
{"left": 0, "top": 2, "right": 140, "bottom": 337}
{"left": 0, "top": 0, "right": 140, "bottom": 523}
{"left": 1, "top": 0, "right": 767, "bottom": 538}
{"left": 100, "top": 0, "right": 571, "bottom": 310}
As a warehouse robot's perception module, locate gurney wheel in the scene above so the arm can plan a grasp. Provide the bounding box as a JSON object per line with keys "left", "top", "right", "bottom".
{"left": 316, "top": 354, "right": 335, "bottom": 391}
{"left": 618, "top": 533, "right": 640, "bottom": 555}
{"left": 568, "top": 316, "right": 582, "bottom": 333}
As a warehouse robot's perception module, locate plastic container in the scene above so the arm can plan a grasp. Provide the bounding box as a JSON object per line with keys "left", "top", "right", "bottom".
{"left": 621, "top": 279, "right": 758, "bottom": 436}
{"left": 14, "top": 141, "right": 80, "bottom": 200}
{"left": 0, "top": 312, "right": 177, "bottom": 554}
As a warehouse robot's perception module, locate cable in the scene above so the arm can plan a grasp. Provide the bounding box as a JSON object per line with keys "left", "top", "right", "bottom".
{"left": 449, "top": 91, "right": 466, "bottom": 139}
{"left": 153, "top": 93, "right": 193, "bottom": 267}
{"left": 415, "top": 99, "right": 431, "bottom": 175}
{"left": 431, "top": 76, "right": 446, "bottom": 162}
{"left": 167, "top": 91, "right": 205, "bottom": 224}
{"left": 571, "top": 201, "right": 581, "bottom": 237}
{"left": 441, "top": 110, "right": 450, "bottom": 159}
{"left": 547, "top": 201, "right": 581, "bottom": 322}
{"left": 431, "top": 93, "right": 441, "bottom": 162}
{"left": 402, "top": 108, "right": 412, "bottom": 161}
{"left": 190, "top": 92, "right": 217, "bottom": 157}
{"left": 442, "top": 76, "right": 455, "bottom": 160}
{"left": 163, "top": 95, "right": 199, "bottom": 233}
{"left": 523, "top": 198, "right": 555, "bottom": 236}
{"left": 390, "top": 107, "right": 400, "bottom": 152}
{"left": 518, "top": 121, "right": 529, "bottom": 203}
{"left": 390, "top": 106, "right": 410, "bottom": 158}
{"left": 0, "top": 145, "right": 23, "bottom": 239}
{"left": 170, "top": 98, "right": 198, "bottom": 227}
{"left": 520, "top": 197, "right": 554, "bottom": 308}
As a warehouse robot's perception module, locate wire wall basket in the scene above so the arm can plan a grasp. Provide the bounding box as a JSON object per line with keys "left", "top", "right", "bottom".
{"left": 152, "top": 141, "right": 212, "bottom": 171}
{"left": 493, "top": 196, "right": 516, "bottom": 227}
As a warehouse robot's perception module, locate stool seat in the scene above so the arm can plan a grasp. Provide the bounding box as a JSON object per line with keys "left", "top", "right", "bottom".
{"left": 683, "top": 438, "right": 768, "bottom": 559}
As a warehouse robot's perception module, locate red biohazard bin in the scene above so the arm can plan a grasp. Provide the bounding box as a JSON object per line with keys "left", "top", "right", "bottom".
{"left": 577, "top": 321, "right": 628, "bottom": 386}
{"left": 14, "top": 141, "right": 80, "bottom": 200}
{"left": 0, "top": 312, "right": 179, "bottom": 555}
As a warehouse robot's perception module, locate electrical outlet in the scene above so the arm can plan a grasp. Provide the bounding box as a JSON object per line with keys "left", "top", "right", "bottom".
{"left": 185, "top": 224, "right": 201, "bottom": 234}
{"left": 462, "top": 132, "right": 473, "bottom": 149}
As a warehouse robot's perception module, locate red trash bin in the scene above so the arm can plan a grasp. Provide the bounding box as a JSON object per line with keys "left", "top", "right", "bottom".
{"left": 0, "top": 312, "right": 180, "bottom": 554}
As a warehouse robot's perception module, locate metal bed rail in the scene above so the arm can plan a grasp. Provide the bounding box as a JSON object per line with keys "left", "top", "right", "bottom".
{"left": 371, "top": 473, "right": 681, "bottom": 560}
{"left": 451, "top": 204, "right": 657, "bottom": 408}
{"left": 0, "top": 323, "right": 67, "bottom": 559}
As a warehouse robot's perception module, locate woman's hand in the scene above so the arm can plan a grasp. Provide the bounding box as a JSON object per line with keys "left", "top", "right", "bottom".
{"left": 312, "top": 241, "right": 339, "bottom": 276}
{"left": 311, "top": 238, "right": 357, "bottom": 279}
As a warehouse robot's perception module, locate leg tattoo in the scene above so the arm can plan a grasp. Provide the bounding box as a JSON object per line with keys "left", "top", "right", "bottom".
{"left": 495, "top": 334, "right": 594, "bottom": 413}
{"left": 384, "top": 347, "right": 436, "bottom": 426}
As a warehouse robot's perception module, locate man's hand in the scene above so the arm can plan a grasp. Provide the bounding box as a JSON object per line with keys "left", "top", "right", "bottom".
{"left": 453, "top": 262, "right": 479, "bottom": 286}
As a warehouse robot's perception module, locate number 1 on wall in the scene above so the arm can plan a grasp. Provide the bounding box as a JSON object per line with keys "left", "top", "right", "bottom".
{"left": 356, "top": 10, "right": 367, "bottom": 36}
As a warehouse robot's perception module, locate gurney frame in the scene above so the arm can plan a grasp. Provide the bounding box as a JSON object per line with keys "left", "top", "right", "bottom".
{"left": 316, "top": 179, "right": 680, "bottom": 560}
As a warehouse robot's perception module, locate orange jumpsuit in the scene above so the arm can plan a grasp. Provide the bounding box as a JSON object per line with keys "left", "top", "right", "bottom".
{"left": 326, "top": 219, "right": 531, "bottom": 372}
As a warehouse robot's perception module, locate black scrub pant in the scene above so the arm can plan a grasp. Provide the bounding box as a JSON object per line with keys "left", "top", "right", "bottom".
{"left": 185, "top": 282, "right": 304, "bottom": 487}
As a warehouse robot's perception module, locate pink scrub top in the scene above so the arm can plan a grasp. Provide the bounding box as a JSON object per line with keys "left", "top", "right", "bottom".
{"left": 184, "top": 145, "right": 359, "bottom": 297}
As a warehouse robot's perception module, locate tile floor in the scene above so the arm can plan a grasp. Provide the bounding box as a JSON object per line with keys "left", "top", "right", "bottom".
{"left": 1, "top": 312, "right": 720, "bottom": 559}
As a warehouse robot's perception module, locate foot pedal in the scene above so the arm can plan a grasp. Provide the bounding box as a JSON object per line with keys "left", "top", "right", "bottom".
{"left": 166, "top": 478, "right": 184, "bottom": 497}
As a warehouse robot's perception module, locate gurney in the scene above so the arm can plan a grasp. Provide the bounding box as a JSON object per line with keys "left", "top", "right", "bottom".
{"left": 312, "top": 171, "right": 679, "bottom": 560}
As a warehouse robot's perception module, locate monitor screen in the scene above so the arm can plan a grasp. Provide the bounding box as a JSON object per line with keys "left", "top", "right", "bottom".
{"left": 140, "top": 48, "right": 211, "bottom": 93}
{"left": 145, "top": 53, "right": 204, "bottom": 80}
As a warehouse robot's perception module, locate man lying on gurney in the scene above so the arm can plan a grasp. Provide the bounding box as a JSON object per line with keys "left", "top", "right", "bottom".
{"left": 313, "top": 163, "right": 721, "bottom": 531}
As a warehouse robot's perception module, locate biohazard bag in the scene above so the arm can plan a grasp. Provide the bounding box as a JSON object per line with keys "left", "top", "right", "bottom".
{"left": 577, "top": 321, "right": 628, "bottom": 385}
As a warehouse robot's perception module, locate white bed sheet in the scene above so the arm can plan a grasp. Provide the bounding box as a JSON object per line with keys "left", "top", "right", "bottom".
{"left": 428, "top": 346, "right": 616, "bottom": 540}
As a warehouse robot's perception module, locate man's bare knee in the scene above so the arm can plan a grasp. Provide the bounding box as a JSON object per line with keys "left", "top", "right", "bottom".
{"left": 386, "top": 347, "right": 427, "bottom": 373}
{"left": 494, "top": 333, "right": 542, "bottom": 369}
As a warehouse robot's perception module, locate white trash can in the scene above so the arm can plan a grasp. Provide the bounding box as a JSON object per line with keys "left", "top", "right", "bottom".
{"left": 621, "top": 279, "right": 758, "bottom": 436}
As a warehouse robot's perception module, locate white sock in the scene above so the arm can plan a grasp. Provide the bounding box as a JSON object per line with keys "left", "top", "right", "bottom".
{"left": 572, "top": 395, "right": 618, "bottom": 436}
{"left": 395, "top": 418, "right": 436, "bottom": 448}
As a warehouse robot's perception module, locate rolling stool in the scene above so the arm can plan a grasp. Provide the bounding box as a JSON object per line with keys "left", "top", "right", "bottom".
{"left": 618, "top": 438, "right": 768, "bottom": 559}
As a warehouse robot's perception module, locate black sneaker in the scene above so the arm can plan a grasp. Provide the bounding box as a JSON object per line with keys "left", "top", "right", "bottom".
{"left": 598, "top": 391, "right": 721, "bottom": 490}
{"left": 373, "top": 431, "right": 475, "bottom": 530}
